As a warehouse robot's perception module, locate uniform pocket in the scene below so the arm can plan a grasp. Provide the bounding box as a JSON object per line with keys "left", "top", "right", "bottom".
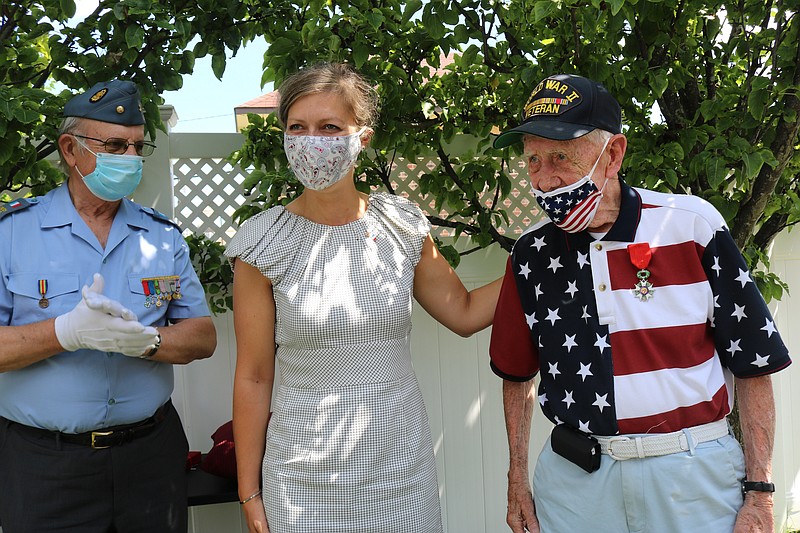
{"left": 7, "top": 272, "right": 80, "bottom": 318}
{"left": 128, "top": 274, "right": 177, "bottom": 325}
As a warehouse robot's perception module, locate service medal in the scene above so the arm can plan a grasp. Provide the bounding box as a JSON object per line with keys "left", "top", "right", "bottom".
{"left": 38, "top": 279, "right": 49, "bottom": 308}
{"left": 627, "top": 243, "right": 655, "bottom": 302}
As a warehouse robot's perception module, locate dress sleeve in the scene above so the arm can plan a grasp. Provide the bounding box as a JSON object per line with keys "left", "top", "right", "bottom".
{"left": 224, "top": 207, "right": 301, "bottom": 284}
{"left": 369, "top": 193, "right": 432, "bottom": 267}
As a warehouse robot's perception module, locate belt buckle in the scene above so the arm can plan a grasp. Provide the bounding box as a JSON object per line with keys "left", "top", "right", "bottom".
{"left": 91, "top": 430, "right": 114, "bottom": 449}
{"left": 606, "top": 436, "right": 632, "bottom": 461}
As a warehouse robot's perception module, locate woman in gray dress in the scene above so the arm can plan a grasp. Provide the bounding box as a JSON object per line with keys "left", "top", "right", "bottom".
{"left": 226, "top": 62, "right": 501, "bottom": 533}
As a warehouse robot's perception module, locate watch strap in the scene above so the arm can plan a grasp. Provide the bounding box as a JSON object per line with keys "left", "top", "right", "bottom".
{"left": 742, "top": 481, "right": 775, "bottom": 493}
{"left": 141, "top": 333, "right": 162, "bottom": 358}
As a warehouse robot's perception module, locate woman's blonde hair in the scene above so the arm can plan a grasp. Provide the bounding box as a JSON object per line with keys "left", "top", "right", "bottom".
{"left": 277, "top": 62, "right": 379, "bottom": 129}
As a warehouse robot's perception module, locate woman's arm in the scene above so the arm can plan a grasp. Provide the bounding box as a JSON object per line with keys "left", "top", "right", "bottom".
{"left": 413, "top": 235, "right": 502, "bottom": 337}
{"left": 231, "top": 260, "right": 276, "bottom": 531}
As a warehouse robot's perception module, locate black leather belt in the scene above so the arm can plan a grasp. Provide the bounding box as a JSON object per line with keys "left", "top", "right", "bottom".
{"left": 8, "top": 401, "right": 171, "bottom": 449}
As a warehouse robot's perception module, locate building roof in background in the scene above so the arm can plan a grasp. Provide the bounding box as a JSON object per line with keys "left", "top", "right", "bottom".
{"left": 234, "top": 90, "right": 280, "bottom": 113}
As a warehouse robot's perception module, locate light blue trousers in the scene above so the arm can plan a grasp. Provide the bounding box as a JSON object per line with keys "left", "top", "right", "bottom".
{"left": 533, "top": 432, "right": 745, "bottom": 533}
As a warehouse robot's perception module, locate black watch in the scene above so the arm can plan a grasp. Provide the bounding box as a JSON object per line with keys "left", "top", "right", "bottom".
{"left": 742, "top": 480, "right": 775, "bottom": 493}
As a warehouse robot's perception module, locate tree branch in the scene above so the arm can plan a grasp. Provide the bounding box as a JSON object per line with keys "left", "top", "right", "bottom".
{"left": 732, "top": 19, "right": 800, "bottom": 248}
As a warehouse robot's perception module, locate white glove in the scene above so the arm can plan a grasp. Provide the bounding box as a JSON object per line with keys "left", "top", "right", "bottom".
{"left": 83, "top": 278, "right": 138, "bottom": 322}
{"left": 55, "top": 273, "right": 159, "bottom": 357}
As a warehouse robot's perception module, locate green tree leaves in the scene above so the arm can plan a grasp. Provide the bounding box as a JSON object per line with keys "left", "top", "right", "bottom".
{"left": 231, "top": 0, "right": 798, "bottom": 298}
{"left": 3, "top": 0, "right": 799, "bottom": 304}
{"left": 1, "top": 0, "right": 261, "bottom": 194}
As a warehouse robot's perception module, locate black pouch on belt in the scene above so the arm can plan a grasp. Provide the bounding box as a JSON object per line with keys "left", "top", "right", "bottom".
{"left": 551, "top": 424, "right": 601, "bottom": 473}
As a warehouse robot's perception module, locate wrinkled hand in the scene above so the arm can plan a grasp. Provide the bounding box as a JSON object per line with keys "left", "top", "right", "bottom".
{"left": 55, "top": 273, "right": 159, "bottom": 357}
{"left": 734, "top": 493, "right": 774, "bottom": 533}
{"left": 507, "top": 478, "right": 539, "bottom": 533}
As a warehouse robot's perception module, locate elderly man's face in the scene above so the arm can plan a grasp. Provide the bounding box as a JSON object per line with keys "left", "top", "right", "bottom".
{"left": 70, "top": 119, "right": 146, "bottom": 173}
{"left": 523, "top": 135, "right": 606, "bottom": 193}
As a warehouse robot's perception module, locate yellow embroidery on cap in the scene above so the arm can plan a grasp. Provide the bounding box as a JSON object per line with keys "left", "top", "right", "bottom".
{"left": 89, "top": 88, "right": 108, "bottom": 102}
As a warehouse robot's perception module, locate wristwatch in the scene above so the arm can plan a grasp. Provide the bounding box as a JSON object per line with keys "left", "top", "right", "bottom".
{"left": 141, "top": 333, "right": 162, "bottom": 359}
{"left": 742, "top": 480, "right": 775, "bottom": 493}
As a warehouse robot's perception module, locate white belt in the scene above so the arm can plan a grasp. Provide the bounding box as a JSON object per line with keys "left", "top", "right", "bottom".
{"left": 595, "top": 419, "right": 730, "bottom": 460}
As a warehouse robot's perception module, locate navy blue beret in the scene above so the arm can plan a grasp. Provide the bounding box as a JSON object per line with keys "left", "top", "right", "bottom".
{"left": 63, "top": 80, "right": 145, "bottom": 125}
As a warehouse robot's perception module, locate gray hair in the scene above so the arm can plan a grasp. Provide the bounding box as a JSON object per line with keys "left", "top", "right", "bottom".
{"left": 56, "top": 116, "right": 87, "bottom": 173}
{"left": 585, "top": 128, "right": 614, "bottom": 147}
{"left": 277, "top": 63, "right": 379, "bottom": 129}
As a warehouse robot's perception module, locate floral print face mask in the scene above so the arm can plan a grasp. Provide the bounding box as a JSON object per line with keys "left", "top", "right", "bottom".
{"left": 284, "top": 127, "right": 367, "bottom": 190}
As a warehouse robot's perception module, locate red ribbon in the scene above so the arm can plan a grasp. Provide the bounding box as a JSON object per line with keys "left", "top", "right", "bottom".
{"left": 627, "top": 243, "right": 652, "bottom": 270}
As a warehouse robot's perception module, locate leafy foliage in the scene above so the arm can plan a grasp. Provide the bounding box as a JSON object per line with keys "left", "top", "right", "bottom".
{"left": 231, "top": 0, "right": 799, "bottom": 301}
{"left": 3, "top": 0, "right": 799, "bottom": 307}
{"left": 1, "top": 0, "right": 261, "bottom": 196}
{"left": 185, "top": 234, "right": 234, "bottom": 315}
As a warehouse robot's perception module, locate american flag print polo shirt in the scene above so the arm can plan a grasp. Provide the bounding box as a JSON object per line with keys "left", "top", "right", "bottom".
{"left": 490, "top": 181, "right": 791, "bottom": 436}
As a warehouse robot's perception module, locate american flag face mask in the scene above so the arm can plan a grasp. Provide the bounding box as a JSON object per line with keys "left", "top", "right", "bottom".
{"left": 531, "top": 137, "right": 610, "bottom": 233}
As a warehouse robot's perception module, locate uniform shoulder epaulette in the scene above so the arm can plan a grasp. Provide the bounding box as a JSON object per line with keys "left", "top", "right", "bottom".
{"left": 0, "top": 197, "right": 38, "bottom": 220}
{"left": 140, "top": 205, "right": 183, "bottom": 231}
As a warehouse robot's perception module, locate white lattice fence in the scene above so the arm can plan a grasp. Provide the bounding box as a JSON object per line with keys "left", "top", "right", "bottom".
{"left": 170, "top": 152, "right": 540, "bottom": 244}
{"left": 172, "top": 157, "right": 253, "bottom": 243}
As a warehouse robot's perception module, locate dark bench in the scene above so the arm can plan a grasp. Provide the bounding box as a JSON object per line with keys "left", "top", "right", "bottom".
{"left": 186, "top": 455, "right": 239, "bottom": 506}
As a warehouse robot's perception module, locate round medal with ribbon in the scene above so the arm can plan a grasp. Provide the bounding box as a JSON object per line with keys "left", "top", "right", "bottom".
{"left": 628, "top": 243, "right": 655, "bottom": 301}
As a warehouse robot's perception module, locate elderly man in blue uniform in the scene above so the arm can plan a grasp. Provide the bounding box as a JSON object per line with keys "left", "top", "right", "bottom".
{"left": 0, "top": 80, "right": 217, "bottom": 532}
{"left": 490, "top": 74, "right": 791, "bottom": 533}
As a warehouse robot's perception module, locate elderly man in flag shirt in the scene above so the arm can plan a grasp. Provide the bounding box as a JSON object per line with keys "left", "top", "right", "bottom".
{"left": 490, "top": 74, "right": 791, "bottom": 533}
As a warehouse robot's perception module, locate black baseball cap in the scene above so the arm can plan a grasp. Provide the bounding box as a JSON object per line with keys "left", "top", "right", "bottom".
{"left": 493, "top": 74, "right": 621, "bottom": 148}
{"left": 64, "top": 80, "right": 145, "bottom": 126}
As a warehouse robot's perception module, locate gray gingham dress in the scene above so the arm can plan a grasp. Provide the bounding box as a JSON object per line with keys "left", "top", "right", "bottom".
{"left": 225, "top": 193, "right": 443, "bottom": 533}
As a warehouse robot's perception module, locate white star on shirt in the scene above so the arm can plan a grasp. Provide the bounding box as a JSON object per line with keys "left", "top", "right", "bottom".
{"left": 548, "top": 256, "right": 563, "bottom": 273}
{"left": 531, "top": 236, "right": 547, "bottom": 251}
{"left": 538, "top": 392, "right": 548, "bottom": 405}
{"left": 595, "top": 333, "right": 611, "bottom": 353}
{"left": 566, "top": 281, "right": 579, "bottom": 298}
{"left": 726, "top": 339, "right": 742, "bottom": 356}
{"left": 732, "top": 303, "right": 747, "bottom": 322}
{"left": 545, "top": 308, "right": 561, "bottom": 325}
{"left": 519, "top": 262, "right": 531, "bottom": 279}
{"left": 525, "top": 313, "right": 537, "bottom": 329}
{"left": 761, "top": 319, "right": 777, "bottom": 338}
{"left": 581, "top": 306, "right": 592, "bottom": 322}
{"left": 577, "top": 362, "right": 593, "bottom": 381}
{"left": 752, "top": 353, "right": 770, "bottom": 368}
{"left": 563, "top": 334, "right": 578, "bottom": 352}
{"left": 578, "top": 420, "right": 592, "bottom": 433}
{"left": 711, "top": 256, "right": 722, "bottom": 276}
{"left": 548, "top": 362, "right": 561, "bottom": 378}
{"left": 576, "top": 252, "right": 590, "bottom": 269}
{"left": 714, "top": 295, "right": 720, "bottom": 308}
{"left": 593, "top": 393, "right": 610, "bottom": 412}
{"left": 735, "top": 268, "right": 752, "bottom": 288}
{"left": 563, "top": 391, "right": 575, "bottom": 409}
{"left": 535, "top": 284, "right": 543, "bottom": 297}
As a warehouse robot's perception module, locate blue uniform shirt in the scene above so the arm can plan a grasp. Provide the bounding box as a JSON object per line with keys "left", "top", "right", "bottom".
{"left": 0, "top": 185, "right": 210, "bottom": 433}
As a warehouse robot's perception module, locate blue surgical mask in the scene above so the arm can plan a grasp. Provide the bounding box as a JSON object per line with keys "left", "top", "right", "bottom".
{"left": 74, "top": 139, "right": 144, "bottom": 201}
